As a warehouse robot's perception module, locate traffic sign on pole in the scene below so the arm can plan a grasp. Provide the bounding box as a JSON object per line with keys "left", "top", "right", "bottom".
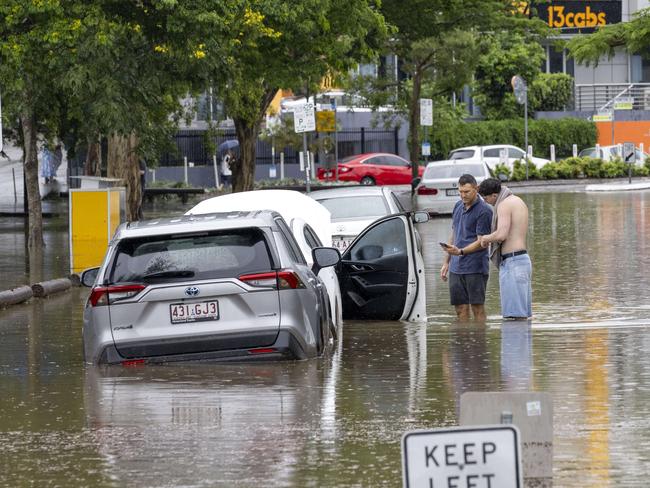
{"left": 294, "top": 103, "right": 316, "bottom": 133}
{"left": 420, "top": 98, "right": 433, "bottom": 126}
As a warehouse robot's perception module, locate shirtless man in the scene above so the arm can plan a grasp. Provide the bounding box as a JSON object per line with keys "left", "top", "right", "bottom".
{"left": 478, "top": 178, "right": 532, "bottom": 319}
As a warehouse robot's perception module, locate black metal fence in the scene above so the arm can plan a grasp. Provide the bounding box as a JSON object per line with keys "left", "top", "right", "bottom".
{"left": 159, "top": 127, "right": 400, "bottom": 167}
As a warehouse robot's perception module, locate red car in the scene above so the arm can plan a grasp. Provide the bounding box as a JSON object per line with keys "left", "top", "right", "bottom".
{"left": 317, "top": 152, "right": 424, "bottom": 185}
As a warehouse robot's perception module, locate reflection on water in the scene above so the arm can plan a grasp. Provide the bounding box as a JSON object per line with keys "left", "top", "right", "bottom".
{"left": 1, "top": 191, "right": 650, "bottom": 485}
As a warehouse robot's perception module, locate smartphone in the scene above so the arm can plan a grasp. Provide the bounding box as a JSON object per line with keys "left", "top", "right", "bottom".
{"left": 439, "top": 242, "right": 451, "bottom": 249}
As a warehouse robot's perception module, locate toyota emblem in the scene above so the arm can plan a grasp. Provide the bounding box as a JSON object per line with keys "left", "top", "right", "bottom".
{"left": 185, "top": 286, "right": 200, "bottom": 297}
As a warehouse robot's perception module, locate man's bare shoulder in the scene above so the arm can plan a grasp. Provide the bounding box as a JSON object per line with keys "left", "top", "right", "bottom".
{"left": 503, "top": 194, "right": 526, "bottom": 208}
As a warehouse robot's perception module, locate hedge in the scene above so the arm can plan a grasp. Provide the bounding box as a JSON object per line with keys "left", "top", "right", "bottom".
{"left": 495, "top": 157, "right": 650, "bottom": 181}
{"left": 429, "top": 117, "right": 597, "bottom": 160}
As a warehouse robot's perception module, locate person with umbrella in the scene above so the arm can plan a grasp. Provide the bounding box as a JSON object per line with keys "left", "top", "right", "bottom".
{"left": 218, "top": 140, "right": 238, "bottom": 189}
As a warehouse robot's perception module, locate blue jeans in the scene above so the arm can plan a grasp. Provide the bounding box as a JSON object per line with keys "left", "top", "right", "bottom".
{"left": 499, "top": 254, "right": 532, "bottom": 318}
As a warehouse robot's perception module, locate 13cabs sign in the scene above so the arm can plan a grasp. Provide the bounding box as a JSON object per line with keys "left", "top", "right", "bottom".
{"left": 536, "top": 1, "right": 622, "bottom": 33}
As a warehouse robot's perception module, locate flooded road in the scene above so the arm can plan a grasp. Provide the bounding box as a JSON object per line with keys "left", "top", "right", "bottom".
{"left": 2, "top": 190, "right": 650, "bottom": 486}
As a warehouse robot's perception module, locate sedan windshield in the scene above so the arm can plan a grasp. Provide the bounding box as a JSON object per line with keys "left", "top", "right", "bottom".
{"left": 108, "top": 228, "right": 272, "bottom": 284}
{"left": 315, "top": 196, "right": 389, "bottom": 220}
{"left": 424, "top": 164, "right": 487, "bottom": 180}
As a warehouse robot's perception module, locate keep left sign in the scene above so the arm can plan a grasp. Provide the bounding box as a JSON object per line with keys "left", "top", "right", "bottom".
{"left": 402, "top": 425, "right": 522, "bottom": 488}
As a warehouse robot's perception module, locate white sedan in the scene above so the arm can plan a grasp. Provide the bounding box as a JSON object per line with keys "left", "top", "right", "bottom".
{"left": 414, "top": 160, "right": 492, "bottom": 216}
{"left": 309, "top": 186, "right": 405, "bottom": 252}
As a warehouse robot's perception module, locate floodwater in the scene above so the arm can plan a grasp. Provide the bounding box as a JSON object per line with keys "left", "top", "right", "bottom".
{"left": 2, "top": 189, "right": 650, "bottom": 486}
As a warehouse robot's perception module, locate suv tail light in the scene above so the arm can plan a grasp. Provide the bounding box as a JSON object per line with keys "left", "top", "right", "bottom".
{"left": 239, "top": 270, "right": 305, "bottom": 290}
{"left": 417, "top": 186, "right": 438, "bottom": 195}
{"left": 88, "top": 284, "right": 146, "bottom": 307}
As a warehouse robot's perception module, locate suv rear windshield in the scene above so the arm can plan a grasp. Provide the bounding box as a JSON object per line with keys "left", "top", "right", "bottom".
{"left": 316, "top": 195, "right": 389, "bottom": 219}
{"left": 108, "top": 228, "right": 273, "bottom": 284}
{"left": 424, "top": 164, "right": 487, "bottom": 179}
{"left": 448, "top": 150, "right": 475, "bottom": 160}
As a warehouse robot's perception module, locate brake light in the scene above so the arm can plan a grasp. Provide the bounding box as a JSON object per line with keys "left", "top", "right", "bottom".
{"left": 277, "top": 270, "right": 305, "bottom": 289}
{"left": 417, "top": 187, "right": 438, "bottom": 195}
{"left": 121, "top": 359, "right": 146, "bottom": 367}
{"left": 248, "top": 348, "right": 278, "bottom": 355}
{"left": 239, "top": 270, "right": 305, "bottom": 290}
{"left": 239, "top": 272, "right": 278, "bottom": 288}
{"left": 88, "top": 284, "right": 146, "bottom": 307}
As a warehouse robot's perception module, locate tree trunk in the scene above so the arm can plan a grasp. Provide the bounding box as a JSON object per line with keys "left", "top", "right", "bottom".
{"left": 84, "top": 136, "right": 102, "bottom": 176}
{"left": 408, "top": 68, "right": 423, "bottom": 180}
{"left": 230, "top": 88, "right": 278, "bottom": 193}
{"left": 20, "top": 109, "right": 44, "bottom": 248}
{"left": 107, "top": 132, "right": 141, "bottom": 221}
{"left": 232, "top": 120, "right": 258, "bottom": 192}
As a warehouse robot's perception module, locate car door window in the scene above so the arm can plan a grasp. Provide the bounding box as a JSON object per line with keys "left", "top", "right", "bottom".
{"left": 384, "top": 155, "right": 408, "bottom": 166}
{"left": 508, "top": 148, "right": 525, "bottom": 159}
{"left": 483, "top": 149, "right": 500, "bottom": 158}
{"left": 390, "top": 193, "right": 405, "bottom": 212}
{"left": 275, "top": 218, "right": 307, "bottom": 264}
{"left": 303, "top": 224, "right": 322, "bottom": 249}
{"left": 348, "top": 217, "right": 406, "bottom": 261}
{"left": 364, "top": 156, "right": 383, "bottom": 165}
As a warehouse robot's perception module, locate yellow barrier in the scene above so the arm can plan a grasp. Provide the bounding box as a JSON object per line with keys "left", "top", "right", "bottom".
{"left": 69, "top": 188, "right": 125, "bottom": 274}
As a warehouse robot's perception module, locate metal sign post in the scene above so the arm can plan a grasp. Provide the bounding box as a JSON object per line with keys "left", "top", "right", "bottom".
{"left": 331, "top": 98, "right": 339, "bottom": 182}
{"left": 512, "top": 76, "right": 529, "bottom": 179}
{"left": 420, "top": 99, "right": 433, "bottom": 164}
{"left": 624, "top": 141, "right": 635, "bottom": 184}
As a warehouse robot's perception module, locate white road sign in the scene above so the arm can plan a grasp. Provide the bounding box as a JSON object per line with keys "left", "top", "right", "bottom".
{"left": 420, "top": 98, "right": 433, "bottom": 126}
{"left": 294, "top": 102, "right": 316, "bottom": 133}
{"left": 623, "top": 142, "right": 636, "bottom": 163}
{"left": 402, "top": 425, "right": 522, "bottom": 488}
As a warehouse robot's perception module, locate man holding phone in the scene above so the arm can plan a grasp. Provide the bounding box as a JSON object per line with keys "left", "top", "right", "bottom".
{"left": 440, "top": 174, "right": 493, "bottom": 321}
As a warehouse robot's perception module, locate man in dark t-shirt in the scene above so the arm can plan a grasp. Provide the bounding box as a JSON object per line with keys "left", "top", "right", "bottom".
{"left": 440, "top": 174, "right": 493, "bottom": 321}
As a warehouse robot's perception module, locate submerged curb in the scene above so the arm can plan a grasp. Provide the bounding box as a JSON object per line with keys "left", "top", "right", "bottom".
{"left": 0, "top": 275, "right": 81, "bottom": 308}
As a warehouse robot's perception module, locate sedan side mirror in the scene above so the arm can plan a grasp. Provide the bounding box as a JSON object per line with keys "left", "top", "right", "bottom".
{"left": 80, "top": 267, "right": 100, "bottom": 287}
{"left": 311, "top": 247, "right": 341, "bottom": 275}
{"left": 411, "top": 177, "right": 421, "bottom": 190}
{"left": 412, "top": 211, "right": 430, "bottom": 224}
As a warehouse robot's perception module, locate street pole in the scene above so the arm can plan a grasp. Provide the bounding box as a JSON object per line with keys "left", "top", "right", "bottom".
{"left": 303, "top": 132, "right": 310, "bottom": 193}
{"left": 333, "top": 99, "right": 339, "bottom": 182}
{"left": 524, "top": 90, "right": 529, "bottom": 180}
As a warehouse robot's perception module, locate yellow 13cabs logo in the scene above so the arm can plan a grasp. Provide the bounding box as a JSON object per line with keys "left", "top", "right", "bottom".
{"left": 547, "top": 5, "right": 607, "bottom": 28}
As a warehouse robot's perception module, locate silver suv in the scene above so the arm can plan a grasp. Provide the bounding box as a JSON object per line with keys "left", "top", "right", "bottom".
{"left": 81, "top": 211, "right": 340, "bottom": 365}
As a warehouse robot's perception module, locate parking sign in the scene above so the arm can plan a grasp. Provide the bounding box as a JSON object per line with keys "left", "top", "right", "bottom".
{"left": 294, "top": 103, "right": 316, "bottom": 133}
{"left": 402, "top": 425, "right": 522, "bottom": 488}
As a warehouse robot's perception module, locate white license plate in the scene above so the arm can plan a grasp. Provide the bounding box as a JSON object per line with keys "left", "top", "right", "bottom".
{"left": 446, "top": 188, "right": 460, "bottom": 196}
{"left": 170, "top": 301, "right": 219, "bottom": 324}
{"left": 332, "top": 238, "right": 353, "bottom": 251}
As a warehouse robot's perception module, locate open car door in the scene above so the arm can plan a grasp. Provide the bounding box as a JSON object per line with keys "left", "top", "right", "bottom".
{"left": 337, "top": 213, "right": 427, "bottom": 322}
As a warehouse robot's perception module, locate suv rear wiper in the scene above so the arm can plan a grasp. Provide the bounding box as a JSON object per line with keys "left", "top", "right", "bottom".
{"left": 141, "top": 270, "right": 196, "bottom": 281}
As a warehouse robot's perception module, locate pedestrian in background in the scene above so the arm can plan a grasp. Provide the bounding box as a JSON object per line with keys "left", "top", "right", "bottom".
{"left": 220, "top": 150, "right": 233, "bottom": 188}
{"left": 440, "top": 174, "right": 493, "bottom": 321}
{"left": 478, "top": 178, "right": 532, "bottom": 320}
{"left": 40, "top": 144, "right": 55, "bottom": 184}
